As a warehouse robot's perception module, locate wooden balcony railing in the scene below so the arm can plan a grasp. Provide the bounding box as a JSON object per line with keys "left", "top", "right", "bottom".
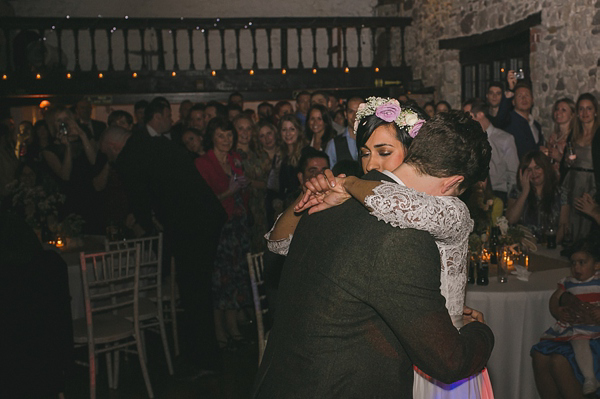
{"left": 0, "top": 16, "right": 414, "bottom": 102}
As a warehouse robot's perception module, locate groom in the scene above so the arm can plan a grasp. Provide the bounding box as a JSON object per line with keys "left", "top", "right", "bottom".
{"left": 252, "top": 111, "right": 495, "bottom": 398}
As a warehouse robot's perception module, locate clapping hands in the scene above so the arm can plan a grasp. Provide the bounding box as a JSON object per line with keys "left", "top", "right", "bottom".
{"left": 294, "top": 169, "right": 351, "bottom": 214}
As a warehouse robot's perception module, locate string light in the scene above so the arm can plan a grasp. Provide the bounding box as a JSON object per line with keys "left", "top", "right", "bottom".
{"left": 2, "top": 74, "right": 7, "bottom": 80}
{"left": 66, "top": 73, "right": 72, "bottom": 79}
{"left": 36, "top": 73, "right": 41, "bottom": 79}
{"left": 171, "top": 71, "right": 177, "bottom": 77}
{"left": 249, "top": 69, "right": 255, "bottom": 75}
{"left": 312, "top": 68, "right": 317, "bottom": 74}
{"left": 98, "top": 73, "right": 104, "bottom": 79}
{"left": 211, "top": 70, "right": 217, "bottom": 76}
{"left": 344, "top": 67, "right": 350, "bottom": 73}
{"left": 132, "top": 72, "right": 138, "bottom": 78}
{"left": 374, "top": 67, "right": 380, "bottom": 72}
{"left": 281, "top": 68, "right": 287, "bottom": 75}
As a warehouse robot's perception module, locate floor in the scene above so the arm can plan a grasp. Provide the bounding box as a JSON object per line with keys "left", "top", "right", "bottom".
{"left": 64, "top": 324, "right": 259, "bottom": 399}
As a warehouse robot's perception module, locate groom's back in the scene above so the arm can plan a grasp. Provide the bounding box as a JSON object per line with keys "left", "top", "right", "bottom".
{"left": 253, "top": 178, "right": 444, "bottom": 398}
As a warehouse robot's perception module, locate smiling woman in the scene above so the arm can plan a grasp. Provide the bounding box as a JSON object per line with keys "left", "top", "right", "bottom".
{"left": 506, "top": 150, "right": 570, "bottom": 242}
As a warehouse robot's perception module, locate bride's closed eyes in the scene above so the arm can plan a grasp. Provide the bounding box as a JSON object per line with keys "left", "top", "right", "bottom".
{"left": 359, "top": 124, "right": 408, "bottom": 173}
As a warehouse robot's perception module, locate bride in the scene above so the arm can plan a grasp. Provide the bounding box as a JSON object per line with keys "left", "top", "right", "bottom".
{"left": 266, "top": 97, "right": 494, "bottom": 398}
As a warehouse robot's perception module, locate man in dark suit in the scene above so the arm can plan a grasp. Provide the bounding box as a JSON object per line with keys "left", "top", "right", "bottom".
{"left": 99, "top": 127, "right": 227, "bottom": 377}
{"left": 495, "top": 72, "right": 543, "bottom": 160}
{"left": 253, "top": 112, "right": 495, "bottom": 398}
{"left": 75, "top": 99, "right": 107, "bottom": 141}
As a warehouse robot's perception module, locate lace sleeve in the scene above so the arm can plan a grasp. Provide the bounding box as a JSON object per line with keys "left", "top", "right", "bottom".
{"left": 365, "top": 182, "right": 473, "bottom": 316}
{"left": 364, "top": 182, "right": 473, "bottom": 244}
{"left": 264, "top": 213, "right": 293, "bottom": 256}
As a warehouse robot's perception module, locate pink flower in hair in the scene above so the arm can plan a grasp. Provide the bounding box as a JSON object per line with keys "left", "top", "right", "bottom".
{"left": 409, "top": 119, "right": 425, "bottom": 138}
{"left": 375, "top": 103, "right": 401, "bottom": 123}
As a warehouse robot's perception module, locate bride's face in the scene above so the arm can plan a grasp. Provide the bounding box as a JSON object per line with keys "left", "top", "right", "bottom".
{"left": 360, "top": 124, "right": 407, "bottom": 173}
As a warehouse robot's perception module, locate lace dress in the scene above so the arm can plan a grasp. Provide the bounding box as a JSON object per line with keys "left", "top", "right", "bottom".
{"left": 266, "top": 181, "right": 494, "bottom": 399}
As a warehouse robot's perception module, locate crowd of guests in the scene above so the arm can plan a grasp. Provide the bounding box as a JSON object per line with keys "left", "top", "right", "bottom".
{"left": 2, "top": 72, "right": 600, "bottom": 387}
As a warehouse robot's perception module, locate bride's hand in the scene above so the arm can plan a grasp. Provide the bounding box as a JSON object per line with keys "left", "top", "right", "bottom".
{"left": 294, "top": 170, "right": 351, "bottom": 214}
{"left": 462, "top": 306, "right": 485, "bottom": 325}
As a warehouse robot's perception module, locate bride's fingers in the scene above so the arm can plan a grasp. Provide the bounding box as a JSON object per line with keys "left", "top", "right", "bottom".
{"left": 296, "top": 197, "right": 322, "bottom": 212}
{"left": 324, "top": 169, "right": 336, "bottom": 186}
{"left": 315, "top": 173, "right": 330, "bottom": 192}
{"left": 304, "top": 178, "right": 319, "bottom": 194}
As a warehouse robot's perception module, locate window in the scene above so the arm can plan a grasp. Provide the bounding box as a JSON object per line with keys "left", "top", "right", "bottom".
{"left": 460, "top": 30, "right": 530, "bottom": 103}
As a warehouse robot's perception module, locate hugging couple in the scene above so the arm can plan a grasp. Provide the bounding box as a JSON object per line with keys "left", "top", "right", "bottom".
{"left": 253, "top": 97, "right": 495, "bottom": 399}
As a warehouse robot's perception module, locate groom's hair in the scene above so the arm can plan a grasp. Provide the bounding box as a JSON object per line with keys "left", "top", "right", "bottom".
{"left": 403, "top": 110, "right": 491, "bottom": 190}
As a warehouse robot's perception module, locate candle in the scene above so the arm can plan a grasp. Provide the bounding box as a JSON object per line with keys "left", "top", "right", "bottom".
{"left": 56, "top": 237, "right": 64, "bottom": 248}
{"left": 525, "top": 255, "right": 529, "bottom": 270}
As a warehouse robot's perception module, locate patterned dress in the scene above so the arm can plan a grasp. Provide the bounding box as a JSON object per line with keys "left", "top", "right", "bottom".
{"left": 562, "top": 143, "right": 597, "bottom": 241}
{"left": 195, "top": 150, "right": 252, "bottom": 310}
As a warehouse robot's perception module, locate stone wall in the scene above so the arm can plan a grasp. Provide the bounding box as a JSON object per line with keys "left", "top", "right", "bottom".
{"left": 377, "top": 0, "right": 600, "bottom": 136}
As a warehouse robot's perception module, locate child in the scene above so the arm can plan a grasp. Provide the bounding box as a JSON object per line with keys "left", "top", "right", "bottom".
{"left": 533, "top": 240, "right": 600, "bottom": 395}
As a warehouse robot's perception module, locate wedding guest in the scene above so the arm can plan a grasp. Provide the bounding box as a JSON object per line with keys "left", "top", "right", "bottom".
{"left": 188, "top": 103, "right": 207, "bottom": 135}
{"left": 274, "top": 101, "right": 293, "bottom": 124}
{"left": 195, "top": 118, "right": 252, "bottom": 350}
{"left": 133, "top": 99, "right": 149, "bottom": 132}
{"left": 171, "top": 100, "right": 193, "bottom": 143}
{"left": 142, "top": 98, "right": 173, "bottom": 140}
{"left": 465, "top": 98, "right": 518, "bottom": 203}
{"left": 25, "top": 120, "right": 51, "bottom": 163}
{"left": 107, "top": 110, "right": 134, "bottom": 131}
{"left": 75, "top": 99, "right": 107, "bottom": 141}
{"left": 547, "top": 98, "right": 576, "bottom": 179}
{"left": 0, "top": 114, "right": 18, "bottom": 197}
{"left": 227, "top": 104, "right": 243, "bottom": 121}
{"left": 436, "top": 100, "right": 451, "bottom": 114}
{"left": 310, "top": 90, "right": 328, "bottom": 107}
{"left": 279, "top": 114, "right": 308, "bottom": 207}
{"left": 181, "top": 127, "right": 205, "bottom": 159}
{"left": 233, "top": 114, "right": 269, "bottom": 252}
{"left": 324, "top": 96, "right": 363, "bottom": 168}
{"left": 204, "top": 101, "right": 227, "bottom": 126}
{"left": 506, "top": 150, "right": 569, "bottom": 242}
{"left": 259, "top": 120, "right": 283, "bottom": 227}
{"left": 305, "top": 104, "right": 335, "bottom": 151}
{"left": 531, "top": 239, "right": 600, "bottom": 397}
{"left": 295, "top": 91, "right": 311, "bottom": 126}
{"left": 258, "top": 102, "right": 274, "bottom": 122}
{"left": 562, "top": 93, "right": 599, "bottom": 241}
{"left": 100, "top": 126, "right": 226, "bottom": 379}
{"left": 486, "top": 82, "right": 504, "bottom": 118}
{"left": 496, "top": 72, "right": 544, "bottom": 160}
{"left": 423, "top": 101, "right": 435, "bottom": 119}
{"left": 41, "top": 105, "right": 101, "bottom": 232}
{"left": 228, "top": 91, "right": 244, "bottom": 109}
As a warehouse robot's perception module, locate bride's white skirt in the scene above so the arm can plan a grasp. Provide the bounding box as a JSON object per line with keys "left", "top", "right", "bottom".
{"left": 413, "top": 367, "right": 494, "bottom": 399}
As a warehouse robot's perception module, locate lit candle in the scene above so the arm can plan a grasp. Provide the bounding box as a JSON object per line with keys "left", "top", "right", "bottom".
{"left": 525, "top": 255, "right": 529, "bottom": 270}
{"left": 56, "top": 238, "right": 64, "bottom": 248}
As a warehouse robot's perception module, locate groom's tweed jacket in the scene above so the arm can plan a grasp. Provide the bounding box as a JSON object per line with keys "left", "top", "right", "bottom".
{"left": 252, "top": 170, "right": 494, "bottom": 399}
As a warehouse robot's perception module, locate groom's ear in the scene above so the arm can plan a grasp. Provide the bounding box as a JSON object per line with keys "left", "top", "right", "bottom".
{"left": 441, "top": 175, "right": 465, "bottom": 196}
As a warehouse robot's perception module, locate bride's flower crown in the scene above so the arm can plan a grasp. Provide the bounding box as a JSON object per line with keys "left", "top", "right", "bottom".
{"left": 354, "top": 97, "right": 425, "bottom": 138}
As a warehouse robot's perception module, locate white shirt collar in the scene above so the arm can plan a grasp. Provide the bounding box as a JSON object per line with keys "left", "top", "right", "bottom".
{"left": 382, "top": 170, "right": 405, "bottom": 186}
{"left": 146, "top": 124, "right": 159, "bottom": 137}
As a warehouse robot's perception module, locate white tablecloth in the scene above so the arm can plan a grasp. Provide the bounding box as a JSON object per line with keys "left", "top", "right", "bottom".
{"left": 466, "top": 266, "right": 570, "bottom": 399}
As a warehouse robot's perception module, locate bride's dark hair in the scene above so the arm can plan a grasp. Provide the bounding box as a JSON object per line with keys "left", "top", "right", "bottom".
{"left": 355, "top": 104, "right": 427, "bottom": 152}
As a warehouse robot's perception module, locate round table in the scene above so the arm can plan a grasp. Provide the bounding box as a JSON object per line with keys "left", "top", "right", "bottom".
{"left": 466, "top": 266, "right": 570, "bottom": 399}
